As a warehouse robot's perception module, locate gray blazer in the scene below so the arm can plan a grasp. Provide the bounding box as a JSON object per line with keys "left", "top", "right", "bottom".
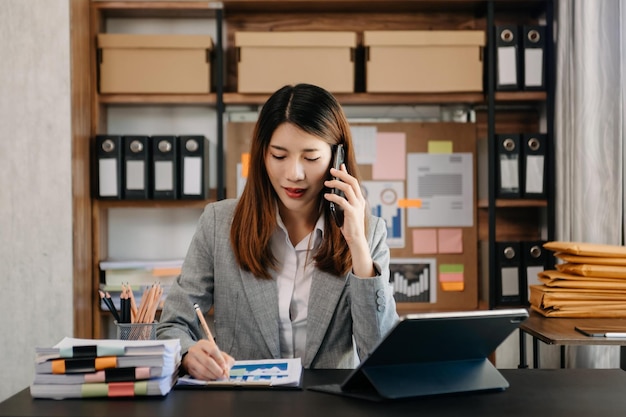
{"left": 157, "top": 199, "right": 399, "bottom": 369}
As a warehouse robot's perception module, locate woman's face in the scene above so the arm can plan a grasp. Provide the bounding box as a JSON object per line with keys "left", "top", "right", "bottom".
{"left": 265, "top": 123, "right": 333, "bottom": 218}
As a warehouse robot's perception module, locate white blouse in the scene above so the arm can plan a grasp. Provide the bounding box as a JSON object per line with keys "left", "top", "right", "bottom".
{"left": 271, "top": 214, "right": 325, "bottom": 360}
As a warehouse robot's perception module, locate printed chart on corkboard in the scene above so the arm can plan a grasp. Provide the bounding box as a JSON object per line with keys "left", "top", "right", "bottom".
{"left": 226, "top": 121, "right": 478, "bottom": 313}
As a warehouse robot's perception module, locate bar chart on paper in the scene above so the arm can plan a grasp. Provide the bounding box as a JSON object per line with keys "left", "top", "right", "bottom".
{"left": 362, "top": 181, "right": 405, "bottom": 248}
{"left": 390, "top": 258, "right": 437, "bottom": 303}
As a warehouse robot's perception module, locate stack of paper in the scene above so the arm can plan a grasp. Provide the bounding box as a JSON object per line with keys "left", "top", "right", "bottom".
{"left": 99, "top": 259, "right": 182, "bottom": 287}
{"left": 30, "top": 337, "right": 181, "bottom": 399}
{"left": 530, "top": 241, "right": 626, "bottom": 317}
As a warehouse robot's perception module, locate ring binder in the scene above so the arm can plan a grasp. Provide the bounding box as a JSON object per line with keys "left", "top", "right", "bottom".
{"left": 522, "top": 133, "right": 547, "bottom": 199}
{"left": 95, "top": 135, "right": 123, "bottom": 200}
{"left": 496, "top": 134, "right": 521, "bottom": 198}
{"left": 123, "top": 135, "right": 150, "bottom": 200}
{"left": 522, "top": 240, "right": 546, "bottom": 304}
{"left": 495, "top": 25, "right": 520, "bottom": 91}
{"left": 496, "top": 241, "right": 522, "bottom": 306}
{"left": 151, "top": 136, "right": 178, "bottom": 200}
{"left": 179, "top": 135, "right": 210, "bottom": 199}
{"left": 522, "top": 25, "right": 546, "bottom": 90}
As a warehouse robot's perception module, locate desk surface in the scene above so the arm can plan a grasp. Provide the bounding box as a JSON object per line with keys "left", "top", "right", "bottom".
{"left": 521, "top": 311, "right": 626, "bottom": 346}
{"left": 2, "top": 369, "right": 626, "bottom": 417}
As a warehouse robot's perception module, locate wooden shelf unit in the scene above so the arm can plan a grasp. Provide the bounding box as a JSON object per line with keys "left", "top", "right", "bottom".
{"left": 73, "top": 0, "right": 554, "bottom": 338}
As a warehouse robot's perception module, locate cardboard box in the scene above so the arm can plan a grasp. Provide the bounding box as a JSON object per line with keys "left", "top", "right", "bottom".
{"left": 235, "top": 31, "right": 357, "bottom": 93}
{"left": 98, "top": 34, "right": 213, "bottom": 94}
{"left": 364, "top": 30, "right": 485, "bottom": 93}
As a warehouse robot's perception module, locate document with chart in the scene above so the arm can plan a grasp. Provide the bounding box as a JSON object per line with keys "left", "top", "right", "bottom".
{"left": 177, "top": 358, "right": 302, "bottom": 388}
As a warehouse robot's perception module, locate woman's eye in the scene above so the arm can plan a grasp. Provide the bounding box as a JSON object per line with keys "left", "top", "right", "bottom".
{"left": 305, "top": 156, "right": 321, "bottom": 162}
{"left": 272, "top": 154, "right": 286, "bottom": 160}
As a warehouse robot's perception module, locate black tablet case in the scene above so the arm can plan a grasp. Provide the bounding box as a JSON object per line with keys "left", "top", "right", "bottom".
{"left": 309, "top": 309, "right": 529, "bottom": 401}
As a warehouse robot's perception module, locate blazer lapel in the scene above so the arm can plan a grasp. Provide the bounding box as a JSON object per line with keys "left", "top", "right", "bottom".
{"left": 304, "top": 271, "right": 348, "bottom": 367}
{"left": 239, "top": 269, "right": 281, "bottom": 358}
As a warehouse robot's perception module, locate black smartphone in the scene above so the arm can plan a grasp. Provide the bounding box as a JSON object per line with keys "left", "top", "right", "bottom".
{"left": 330, "top": 144, "right": 345, "bottom": 227}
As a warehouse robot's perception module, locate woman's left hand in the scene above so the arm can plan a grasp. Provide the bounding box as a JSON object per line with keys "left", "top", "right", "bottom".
{"left": 324, "top": 164, "right": 366, "bottom": 242}
{"left": 324, "top": 165, "right": 376, "bottom": 277}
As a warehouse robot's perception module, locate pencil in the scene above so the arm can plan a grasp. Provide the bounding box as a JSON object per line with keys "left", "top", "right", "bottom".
{"left": 120, "top": 287, "right": 127, "bottom": 324}
{"left": 98, "top": 290, "right": 121, "bottom": 323}
{"left": 135, "top": 286, "right": 151, "bottom": 324}
{"left": 193, "top": 303, "right": 214, "bottom": 341}
{"left": 146, "top": 284, "right": 162, "bottom": 323}
{"left": 126, "top": 283, "right": 138, "bottom": 323}
{"left": 194, "top": 303, "right": 230, "bottom": 378}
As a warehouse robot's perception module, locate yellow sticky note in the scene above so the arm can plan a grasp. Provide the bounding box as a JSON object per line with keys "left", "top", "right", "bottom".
{"left": 428, "top": 141, "right": 453, "bottom": 154}
{"left": 241, "top": 153, "right": 250, "bottom": 178}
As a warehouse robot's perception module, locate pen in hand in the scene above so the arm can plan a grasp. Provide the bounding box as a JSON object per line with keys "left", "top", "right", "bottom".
{"left": 193, "top": 303, "right": 230, "bottom": 378}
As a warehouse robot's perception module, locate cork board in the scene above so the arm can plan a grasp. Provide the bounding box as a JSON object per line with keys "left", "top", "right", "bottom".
{"left": 226, "top": 121, "right": 478, "bottom": 313}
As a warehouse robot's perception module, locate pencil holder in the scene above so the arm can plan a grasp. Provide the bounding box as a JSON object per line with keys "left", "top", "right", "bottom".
{"left": 115, "top": 321, "right": 158, "bottom": 341}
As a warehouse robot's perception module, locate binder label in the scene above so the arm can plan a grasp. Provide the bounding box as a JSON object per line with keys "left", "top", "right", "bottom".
{"left": 99, "top": 159, "right": 119, "bottom": 197}
{"left": 499, "top": 155, "right": 519, "bottom": 190}
{"left": 183, "top": 156, "right": 202, "bottom": 195}
{"left": 126, "top": 160, "right": 145, "bottom": 191}
{"left": 525, "top": 154, "right": 545, "bottom": 193}
{"left": 524, "top": 48, "right": 544, "bottom": 87}
{"left": 497, "top": 46, "right": 517, "bottom": 86}
{"left": 501, "top": 266, "right": 520, "bottom": 296}
{"left": 154, "top": 161, "right": 174, "bottom": 191}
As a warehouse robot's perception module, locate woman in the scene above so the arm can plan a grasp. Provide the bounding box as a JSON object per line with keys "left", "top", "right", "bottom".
{"left": 157, "top": 83, "right": 398, "bottom": 381}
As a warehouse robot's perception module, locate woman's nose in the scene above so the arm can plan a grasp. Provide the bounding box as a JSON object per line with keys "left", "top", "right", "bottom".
{"left": 287, "top": 159, "right": 305, "bottom": 181}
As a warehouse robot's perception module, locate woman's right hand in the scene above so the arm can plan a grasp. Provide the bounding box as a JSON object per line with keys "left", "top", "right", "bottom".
{"left": 182, "top": 339, "right": 235, "bottom": 381}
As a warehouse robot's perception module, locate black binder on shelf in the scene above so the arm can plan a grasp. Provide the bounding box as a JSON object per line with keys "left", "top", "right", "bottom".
{"left": 522, "top": 133, "right": 547, "bottom": 199}
{"left": 496, "top": 134, "right": 521, "bottom": 198}
{"left": 521, "top": 240, "right": 547, "bottom": 304}
{"left": 522, "top": 25, "right": 546, "bottom": 91}
{"left": 495, "top": 25, "right": 520, "bottom": 91}
{"left": 150, "top": 135, "right": 178, "bottom": 200}
{"left": 308, "top": 309, "right": 529, "bottom": 401}
{"left": 495, "top": 241, "right": 522, "bottom": 306}
{"left": 179, "top": 135, "right": 209, "bottom": 199}
{"left": 95, "top": 135, "right": 123, "bottom": 200}
{"left": 122, "top": 135, "right": 150, "bottom": 200}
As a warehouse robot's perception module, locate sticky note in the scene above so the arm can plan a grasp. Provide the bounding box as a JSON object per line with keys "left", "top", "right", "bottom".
{"left": 241, "top": 153, "right": 250, "bottom": 178}
{"left": 412, "top": 229, "right": 437, "bottom": 254}
{"left": 437, "top": 228, "right": 463, "bottom": 254}
{"left": 398, "top": 199, "right": 422, "bottom": 208}
{"left": 428, "top": 141, "right": 453, "bottom": 154}
{"left": 439, "top": 264, "right": 464, "bottom": 291}
{"left": 372, "top": 132, "right": 406, "bottom": 180}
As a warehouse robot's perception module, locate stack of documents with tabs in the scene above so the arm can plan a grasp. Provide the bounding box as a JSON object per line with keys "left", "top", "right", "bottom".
{"left": 30, "top": 337, "right": 181, "bottom": 399}
{"left": 530, "top": 241, "right": 626, "bottom": 317}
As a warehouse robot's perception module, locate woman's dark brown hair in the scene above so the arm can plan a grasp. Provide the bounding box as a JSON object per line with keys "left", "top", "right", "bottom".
{"left": 230, "top": 83, "right": 364, "bottom": 279}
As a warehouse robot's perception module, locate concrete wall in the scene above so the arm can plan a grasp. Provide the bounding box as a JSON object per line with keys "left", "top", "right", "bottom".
{"left": 0, "top": 0, "right": 73, "bottom": 402}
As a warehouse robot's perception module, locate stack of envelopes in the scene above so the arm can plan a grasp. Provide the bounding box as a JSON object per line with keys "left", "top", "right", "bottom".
{"left": 530, "top": 241, "right": 626, "bottom": 317}
{"left": 30, "top": 337, "right": 181, "bottom": 399}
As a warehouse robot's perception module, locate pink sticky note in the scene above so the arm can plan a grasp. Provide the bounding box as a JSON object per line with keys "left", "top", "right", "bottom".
{"left": 412, "top": 229, "right": 437, "bottom": 254}
{"left": 439, "top": 272, "right": 464, "bottom": 282}
{"left": 372, "top": 132, "right": 406, "bottom": 180}
{"left": 438, "top": 228, "right": 463, "bottom": 254}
